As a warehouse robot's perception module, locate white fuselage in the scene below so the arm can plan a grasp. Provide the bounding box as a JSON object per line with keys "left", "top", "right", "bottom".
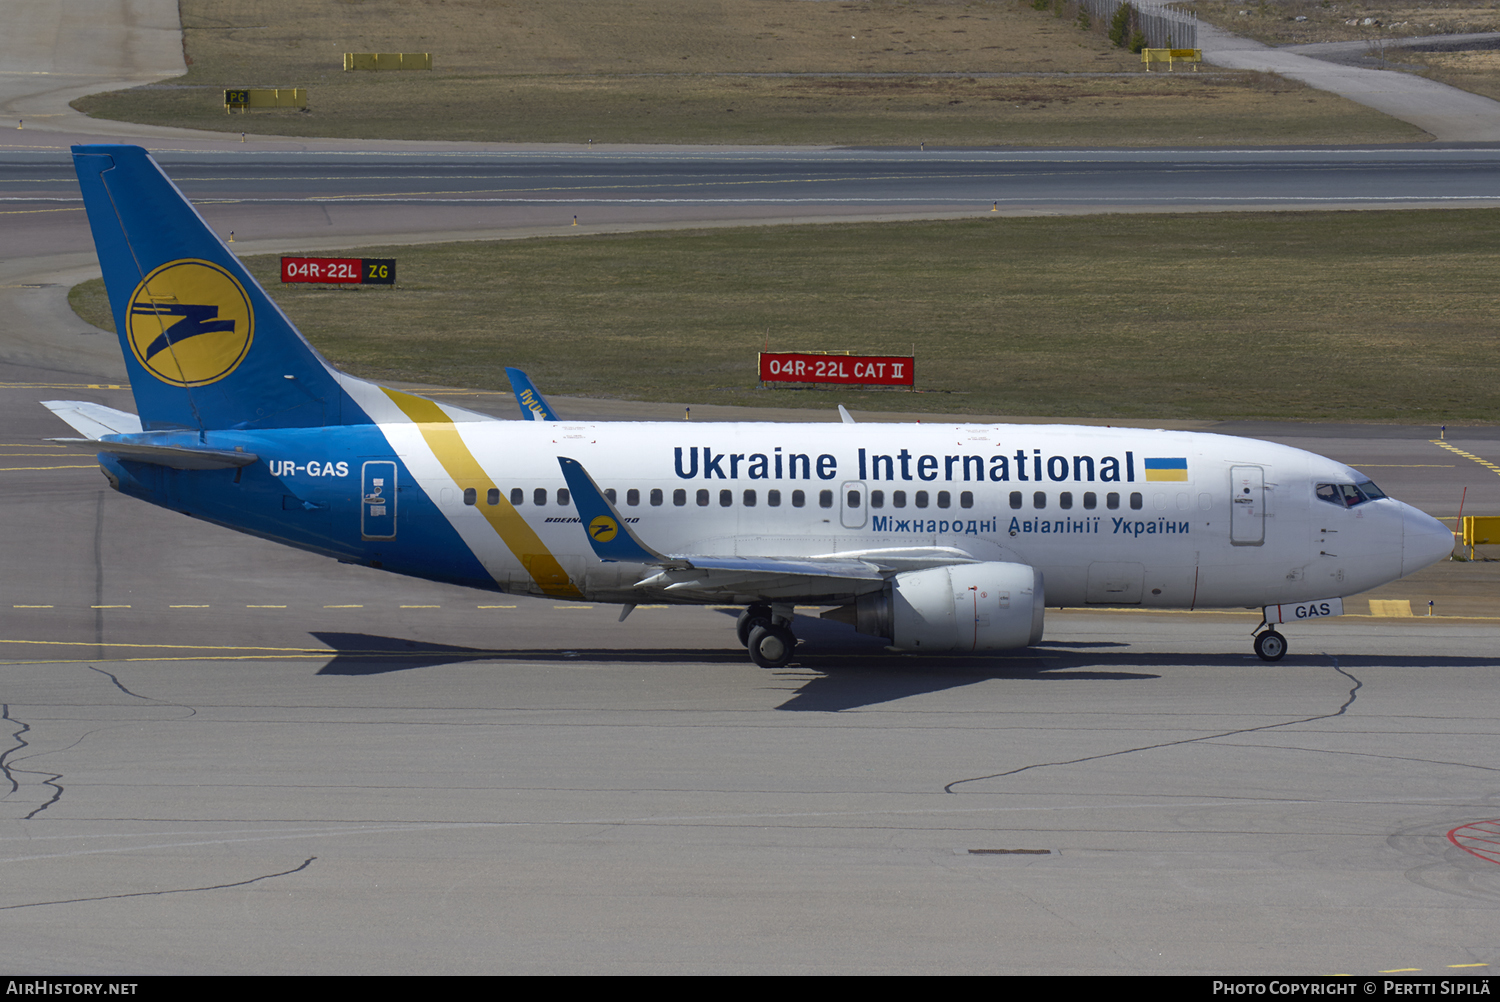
{"left": 365, "top": 411, "right": 1451, "bottom": 610}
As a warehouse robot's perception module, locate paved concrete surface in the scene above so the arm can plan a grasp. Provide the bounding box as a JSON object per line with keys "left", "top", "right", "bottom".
{"left": 0, "top": 0, "right": 186, "bottom": 137}
{"left": 1202, "top": 23, "right": 1500, "bottom": 141}
{"left": 3, "top": 0, "right": 1500, "bottom": 977}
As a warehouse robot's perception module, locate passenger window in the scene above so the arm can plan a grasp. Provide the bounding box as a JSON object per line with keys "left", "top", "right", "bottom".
{"left": 720, "top": 489, "right": 732, "bottom": 507}
{"left": 819, "top": 490, "right": 834, "bottom": 509}
{"left": 627, "top": 488, "right": 640, "bottom": 506}
{"left": 697, "top": 489, "right": 710, "bottom": 507}
{"left": 847, "top": 490, "right": 861, "bottom": 508}
{"left": 605, "top": 488, "right": 616, "bottom": 504}
{"left": 915, "top": 491, "right": 929, "bottom": 508}
{"left": 534, "top": 487, "right": 547, "bottom": 506}
{"left": 558, "top": 488, "right": 570, "bottom": 506}
{"left": 744, "top": 489, "right": 756, "bottom": 507}
{"left": 487, "top": 488, "right": 499, "bottom": 506}
{"left": 1083, "top": 491, "right": 1097, "bottom": 510}
{"left": 936, "top": 491, "right": 950, "bottom": 509}
{"left": 871, "top": 490, "right": 884, "bottom": 509}
{"left": 960, "top": 491, "right": 973, "bottom": 509}
{"left": 651, "top": 488, "right": 663, "bottom": 506}
{"left": 463, "top": 487, "right": 477, "bottom": 506}
{"left": 1106, "top": 492, "right": 1120, "bottom": 510}
{"left": 1130, "top": 492, "right": 1143, "bottom": 510}
{"left": 792, "top": 490, "right": 806, "bottom": 508}
{"left": 673, "top": 489, "right": 686, "bottom": 506}
{"left": 893, "top": 490, "right": 907, "bottom": 508}
{"left": 1033, "top": 491, "right": 1046, "bottom": 509}
{"left": 1009, "top": 491, "right": 1022, "bottom": 509}
{"left": 768, "top": 489, "right": 781, "bottom": 507}
{"left": 1059, "top": 491, "right": 1073, "bottom": 510}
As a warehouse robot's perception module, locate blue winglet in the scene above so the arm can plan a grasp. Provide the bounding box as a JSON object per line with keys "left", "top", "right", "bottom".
{"left": 505, "top": 367, "right": 558, "bottom": 421}
{"left": 557, "top": 457, "right": 667, "bottom": 564}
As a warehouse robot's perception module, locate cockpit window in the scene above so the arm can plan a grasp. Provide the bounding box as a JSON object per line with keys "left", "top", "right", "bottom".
{"left": 1315, "top": 481, "right": 1386, "bottom": 508}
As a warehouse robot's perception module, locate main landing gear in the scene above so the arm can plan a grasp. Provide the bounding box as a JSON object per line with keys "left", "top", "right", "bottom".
{"left": 1253, "top": 627, "right": 1287, "bottom": 662}
{"left": 737, "top": 603, "right": 798, "bottom": 668}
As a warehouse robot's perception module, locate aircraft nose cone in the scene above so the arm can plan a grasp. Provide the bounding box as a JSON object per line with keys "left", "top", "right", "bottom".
{"left": 1402, "top": 503, "right": 1454, "bottom": 577}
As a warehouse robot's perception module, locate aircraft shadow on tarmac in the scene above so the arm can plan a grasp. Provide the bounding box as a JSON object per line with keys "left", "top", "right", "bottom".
{"left": 309, "top": 615, "right": 1160, "bottom": 711}
{"left": 777, "top": 616, "right": 1157, "bottom": 711}
{"left": 310, "top": 631, "right": 749, "bottom": 675}
{"left": 308, "top": 615, "right": 1497, "bottom": 711}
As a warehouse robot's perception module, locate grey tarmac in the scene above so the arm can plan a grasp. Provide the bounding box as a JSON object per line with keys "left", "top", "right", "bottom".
{"left": 2, "top": 0, "right": 1499, "bottom": 978}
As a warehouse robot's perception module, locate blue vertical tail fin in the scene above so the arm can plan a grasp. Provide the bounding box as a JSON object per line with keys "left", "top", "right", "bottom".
{"left": 72, "top": 145, "right": 369, "bottom": 431}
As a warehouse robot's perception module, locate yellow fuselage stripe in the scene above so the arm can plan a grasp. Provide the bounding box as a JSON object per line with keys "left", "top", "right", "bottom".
{"left": 382, "top": 388, "right": 583, "bottom": 598}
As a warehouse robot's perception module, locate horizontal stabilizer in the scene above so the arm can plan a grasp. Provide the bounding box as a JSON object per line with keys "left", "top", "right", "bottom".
{"left": 46, "top": 437, "right": 259, "bottom": 470}
{"left": 41, "top": 400, "right": 143, "bottom": 439}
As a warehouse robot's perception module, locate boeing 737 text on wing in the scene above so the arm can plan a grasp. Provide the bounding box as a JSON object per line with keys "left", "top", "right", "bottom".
{"left": 47, "top": 145, "right": 1455, "bottom": 668}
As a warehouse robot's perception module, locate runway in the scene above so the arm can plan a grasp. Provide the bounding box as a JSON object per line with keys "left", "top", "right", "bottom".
{"left": 4, "top": 13, "right": 1500, "bottom": 979}
{"left": 7, "top": 141, "right": 1500, "bottom": 262}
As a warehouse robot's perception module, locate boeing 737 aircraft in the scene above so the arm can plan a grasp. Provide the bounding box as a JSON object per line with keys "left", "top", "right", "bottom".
{"left": 47, "top": 145, "right": 1454, "bottom": 668}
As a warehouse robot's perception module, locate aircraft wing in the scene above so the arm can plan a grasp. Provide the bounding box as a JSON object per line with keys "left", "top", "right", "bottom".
{"left": 557, "top": 456, "right": 977, "bottom": 601}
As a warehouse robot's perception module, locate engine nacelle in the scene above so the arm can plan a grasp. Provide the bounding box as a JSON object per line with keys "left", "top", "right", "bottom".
{"left": 824, "top": 562, "right": 1044, "bottom": 652}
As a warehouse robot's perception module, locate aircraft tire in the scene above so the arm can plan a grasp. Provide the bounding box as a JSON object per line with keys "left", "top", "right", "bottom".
{"left": 747, "top": 624, "right": 796, "bottom": 668}
{"left": 1254, "top": 630, "right": 1287, "bottom": 662}
{"left": 736, "top": 605, "right": 773, "bottom": 647}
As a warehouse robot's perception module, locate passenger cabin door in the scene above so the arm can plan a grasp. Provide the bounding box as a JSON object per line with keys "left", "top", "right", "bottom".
{"left": 1230, "top": 465, "right": 1265, "bottom": 546}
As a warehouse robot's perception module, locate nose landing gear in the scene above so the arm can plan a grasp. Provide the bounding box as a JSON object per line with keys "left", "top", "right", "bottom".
{"left": 737, "top": 603, "right": 798, "bottom": 668}
{"left": 1253, "top": 628, "right": 1287, "bottom": 662}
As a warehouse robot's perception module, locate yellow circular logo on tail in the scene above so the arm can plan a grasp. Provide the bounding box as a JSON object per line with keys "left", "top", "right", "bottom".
{"left": 125, "top": 259, "right": 254, "bottom": 387}
{"left": 589, "top": 516, "right": 619, "bottom": 543}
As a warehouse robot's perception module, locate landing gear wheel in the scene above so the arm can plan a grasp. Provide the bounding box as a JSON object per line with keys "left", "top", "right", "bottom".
{"left": 736, "top": 604, "right": 772, "bottom": 647}
{"left": 747, "top": 624, "right": 797, "bottom": 668}
{"left": 1254, "top": 630, "right": 1287, "bottom": 662}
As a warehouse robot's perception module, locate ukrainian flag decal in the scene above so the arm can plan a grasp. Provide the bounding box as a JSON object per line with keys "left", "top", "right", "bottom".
{"left": 1144, "top": 457, "right": 1189, "bottom": 481}
{"left": 125, "top": 259, "right": 254, "bottom": 387}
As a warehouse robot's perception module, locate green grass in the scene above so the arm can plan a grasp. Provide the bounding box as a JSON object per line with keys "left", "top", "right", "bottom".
{"left": 69, "top": 0, "right": 1425, "bottom": 146}
{"left": 72, "top": 211, "right": 1500, "bottom": 423}
{"left": 76, "top": 72, "right": 1422, "bottom": 147}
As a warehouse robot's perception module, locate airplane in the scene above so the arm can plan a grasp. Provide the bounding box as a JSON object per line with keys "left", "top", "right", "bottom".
{"left": 46, "top": 144, "right": 1455, "bottom": 668}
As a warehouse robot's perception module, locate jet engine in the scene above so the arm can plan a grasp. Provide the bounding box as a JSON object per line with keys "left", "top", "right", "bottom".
{"left": 823, "top": 562, "right": 1044, "bottom": 652}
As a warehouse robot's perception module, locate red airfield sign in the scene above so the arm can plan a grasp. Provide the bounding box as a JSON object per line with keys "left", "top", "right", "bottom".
{"left": 759, "top": 352, "right": 914, "bottom": 387}
{"left": 281, "top": 257, "right": 395, "bottom": 285}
